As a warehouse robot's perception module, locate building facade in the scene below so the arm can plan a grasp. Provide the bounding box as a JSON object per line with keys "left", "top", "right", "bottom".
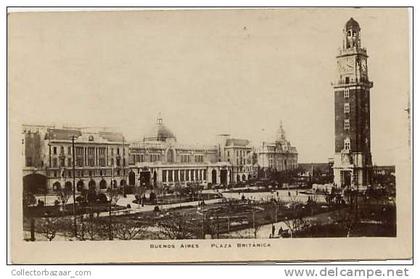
{"left": 332, "top": 18, "right": 373, "bottom": 188}
{"left": 217, "top": 135, "right": 254, "bottom": 183}
{"left": 22, "top": 125, "right": 129, "bottom": 193}
{"left": 128, "top": 117, "right": 231, "bottom": 188}
{"left": 255, "top": 122, "right": 298, "bottom": 176}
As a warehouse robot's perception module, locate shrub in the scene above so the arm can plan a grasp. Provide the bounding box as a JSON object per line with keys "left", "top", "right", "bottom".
{"left": 97, "top": 193, "right": 108, "bottom": 203}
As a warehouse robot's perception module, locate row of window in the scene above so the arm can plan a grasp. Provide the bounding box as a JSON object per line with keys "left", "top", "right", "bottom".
{"left": 49, "top": 168, "right": 127, "bottom": 178}
{"left": 162, "top": 169, "right": 207, "bottom": 183}
{"left": 131, "top": 153, "right": 206, "bottom": 164}
{"left": 53, "top": 145, "right": 124, "bottom": 156}
{"left": 51, "top": 157, "right": 125, "bottom": 168}
{"left": 226, "top": 149, "right": 250, "bottom": 158}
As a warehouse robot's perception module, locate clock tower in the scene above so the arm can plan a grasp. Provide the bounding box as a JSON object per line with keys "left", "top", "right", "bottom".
{"left": 333, "top": 18, "right": 373, "bottom": 189}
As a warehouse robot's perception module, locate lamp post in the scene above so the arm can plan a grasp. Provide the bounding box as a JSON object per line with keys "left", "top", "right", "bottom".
{"left": 71, "top": 136, "right": 77, "bottom": 238}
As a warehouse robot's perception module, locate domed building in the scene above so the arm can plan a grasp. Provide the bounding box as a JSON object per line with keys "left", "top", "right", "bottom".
{"left": 128, "top": 116, "right": 232, "bottom": 188}
{"left": 255, "top": 121, "right": 298, "bottom": 176}
{"left": 143, "top": 117, "right": 177, "bottom": 143}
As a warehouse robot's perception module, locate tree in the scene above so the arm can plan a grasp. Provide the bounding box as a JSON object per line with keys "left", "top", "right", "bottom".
{"left": 105, "top": 187, "right": 123, "bottom": 240}
{"left": 76, "top": 214, "right": 103, "bottom": 241}
{"left": 113, "top": 221, "right": 147, "bottom": 240}
{"left": 283, "top": 217, "right": 309, "bottom": 238}
{"left": 158, "top": 213, "right": 200, "bottom": 239}
{"left": 23, "top": 192, "right": 37, "bottom": 208}
{"left": 36, "top": 217, "right": 61, "bottom": 241}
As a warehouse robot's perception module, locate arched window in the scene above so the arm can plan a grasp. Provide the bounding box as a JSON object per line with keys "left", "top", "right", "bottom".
{"left": 53, "top": 181, "right": 61, "bottom": 191}
{"left": 344, "top": 138, "right": 351, "bottom": 151}
{"left": 99, "top": 179, "right": 107, "bottom": 189}
{"left": 76, "top": 180, "right": 85, "bottom": 192}
{"left": 88, "top": 179, "right": 96, "bottom": 191}
{"left": 64, "top": 181, "right": 72, "bottom": 192}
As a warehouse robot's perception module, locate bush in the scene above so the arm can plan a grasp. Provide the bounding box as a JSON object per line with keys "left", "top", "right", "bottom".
{"left": 97, "top": 193, "right": 108, "bottom": 203}
{"left": 87, "top": 191, "right": 97, "bottom": 204}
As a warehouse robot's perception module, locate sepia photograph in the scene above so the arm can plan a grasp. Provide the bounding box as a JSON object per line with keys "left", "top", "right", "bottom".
{"left": 8, "top": 7, "right": 412, "bottom": 263}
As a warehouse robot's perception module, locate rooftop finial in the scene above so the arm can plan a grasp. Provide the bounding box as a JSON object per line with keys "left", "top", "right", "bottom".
{"left": 157, "top": 112, "right": 163, "bottom": 125}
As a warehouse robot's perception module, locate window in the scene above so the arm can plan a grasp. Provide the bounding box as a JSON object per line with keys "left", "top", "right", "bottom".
{"left": 60, "top": 146, "right": 64, "bottom": 154}
{"left": 168, "top": 170, "right": 173, "bottom": 182}
{"left": 345, "top": 77, "right": 350, "bottom": 84}
{"left": 180, "top": 170, "right": 184, "bottom": 181}
{"left": 26, "top": 157, "right": 33, "bottom": 167}
{"left": 344, "top": 138, "right": 351, "bottom": 150}
{"left": 76, "top": 147, "right": 83, "bottom": 155}
{"left": 53, "top": 147, "right": 57, "bottom": 155}
{"left": 162, "top": 170, "right": 167, "bottom": 182}
{"left": 344, "top": 119, "right": 350, "bottom": 130}
{"left": 344, "top": 88, "right": 350, "bottom": 98}
{"left": 344, "top": 103, "right": 350, "bottom": 113}
{"left": 67, "top": 158, "right": 72, "bottom": 167}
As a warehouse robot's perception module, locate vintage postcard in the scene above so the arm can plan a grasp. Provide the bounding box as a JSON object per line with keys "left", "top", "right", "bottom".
{"left": 8, "top": 7, "right": 412, "bottom": 263}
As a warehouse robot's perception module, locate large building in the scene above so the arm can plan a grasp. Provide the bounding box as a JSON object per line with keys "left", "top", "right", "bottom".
{"left": 255, "top": 122, "right": 298, "bottom": 176}
{"left": 332, "top": 18, "right": 373, "bottom": 188}
{"left": 216, "top": 134, "right": 254, "bottom": 183}
{"left": 128, "top": 117, "right": 232, "bottom": 188}
{"left": 22, "top": 118, "right": 298, "bottom": 193}
{"left": 22, "top": 125, "right": 129, "bottom": 193}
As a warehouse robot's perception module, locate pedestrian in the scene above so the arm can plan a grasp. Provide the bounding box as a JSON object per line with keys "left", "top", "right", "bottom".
{"left": 272, "top": 224, "right": 275, "bottom": 236}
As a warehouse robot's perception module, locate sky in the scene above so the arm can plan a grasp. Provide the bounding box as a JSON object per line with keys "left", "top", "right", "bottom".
{"left": 8, "top": 8, "right": 410, "bottom": 164}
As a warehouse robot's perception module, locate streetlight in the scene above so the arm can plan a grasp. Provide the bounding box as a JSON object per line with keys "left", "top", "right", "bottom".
{"left": 71, "top": 136, "right": 77, "bottom": 238}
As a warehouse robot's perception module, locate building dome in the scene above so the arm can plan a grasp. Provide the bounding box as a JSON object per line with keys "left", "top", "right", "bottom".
{"left": 143, "top": 117, "right": 177, "bottom": 142}
{"left": 345, "top": 17, "right": 360, "bottom": 31}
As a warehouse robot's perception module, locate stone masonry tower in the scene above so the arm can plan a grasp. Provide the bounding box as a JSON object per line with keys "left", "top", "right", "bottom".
{"left": 332, "top": 18, "right": 373, "bottom": 189}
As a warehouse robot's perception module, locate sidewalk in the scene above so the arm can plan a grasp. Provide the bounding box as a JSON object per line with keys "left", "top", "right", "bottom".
{"left": 85, "top": 194, "right": 224, "bottom": 218}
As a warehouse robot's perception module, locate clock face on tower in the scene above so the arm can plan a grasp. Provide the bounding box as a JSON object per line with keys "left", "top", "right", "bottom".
{"left": 338, "top": 56, "right": 355, "bottom": 74}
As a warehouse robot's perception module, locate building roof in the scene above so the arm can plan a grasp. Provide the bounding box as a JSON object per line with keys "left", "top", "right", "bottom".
{"left": 299, "top": 163, "right": 331, "bottom": 173}
{"left": 345, "top": 17, "right": 360, "bottom": 31}
{"left": 143, "top": 117, "right": 177, "bottom": 142}
{"left": 225, "top": 138, "right": 250, "bottom": 147}
{"left": 99, "top": 131, "right": 125, "bottom": 143}
{"left": 45, "top": 128, "right": 82, "bottom": 140}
